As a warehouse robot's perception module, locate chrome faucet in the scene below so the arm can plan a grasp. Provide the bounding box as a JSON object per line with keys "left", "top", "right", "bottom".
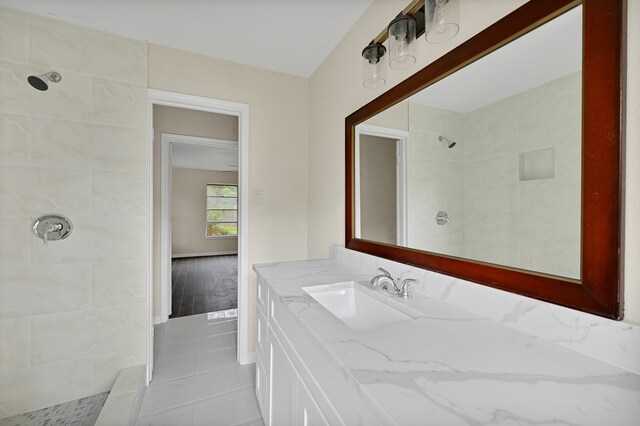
{"left": 397, "top": 278, "right": 417, "bottom": 298}
{"left": 370, "top": 267, "right": 417, "bottom": 298}
{"left": 370, "top": 267, "right": 392, "bottom": 287}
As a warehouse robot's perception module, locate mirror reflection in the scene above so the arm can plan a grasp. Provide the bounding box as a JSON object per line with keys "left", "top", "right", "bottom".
{"left": 356, "top": 5, "right": 582, "bottom": 279}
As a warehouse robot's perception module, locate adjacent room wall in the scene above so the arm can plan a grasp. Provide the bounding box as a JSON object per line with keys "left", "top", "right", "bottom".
{"left": 148, "top": 44, "right": 310, "bottom": 351}
{"left": 171, "top": 168, "right": 238, "bottom": 256}
{"left": 0, "top": 7, "right": 148, "bottom": 415}
{"left": 359, "top": 135, "right": 396, "bottom": 245}
{"left": 151, "top": 105, "right": 238, "bottom": 316}
{"left": 307, "top": 0, "right": 640, "bottom": 325}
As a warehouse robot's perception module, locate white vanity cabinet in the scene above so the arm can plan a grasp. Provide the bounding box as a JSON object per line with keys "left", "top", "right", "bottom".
{"left": 255, "top": 277, "right": 339, "bottom": 426}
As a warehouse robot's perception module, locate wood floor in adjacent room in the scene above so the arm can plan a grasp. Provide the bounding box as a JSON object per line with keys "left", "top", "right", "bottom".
{"left": 170, "top": 255, "right": 238, "bottom": 318}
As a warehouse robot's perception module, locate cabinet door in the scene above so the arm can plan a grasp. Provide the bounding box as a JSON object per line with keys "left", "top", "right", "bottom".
{"left": 297, "top": 378, "right": 330, "bottom": 426}
{"left": 255, "top": 357, "right": 268, "bottom": 420}
{"left": 268, "top": 329, "right": 297, "bottom": 426}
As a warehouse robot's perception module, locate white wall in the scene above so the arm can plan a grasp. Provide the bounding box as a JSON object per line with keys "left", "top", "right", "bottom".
{"left": 171, "top": 168, "right": 238, "bottom": 256}
{"left": 308, "top": 0, "right": 640, "bottom": 325}
{"left": 148, "top": 44, "right": 310, "bottom": 351}
{"left": 0, "top": 7, "right": 148, "bottom": 415}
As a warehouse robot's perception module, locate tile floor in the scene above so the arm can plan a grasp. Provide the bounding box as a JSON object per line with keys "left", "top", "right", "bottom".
{"left": 0, "top": 392, "right": 108, "bottom": 426}
{"left": 170, "top": 256, "right": 238, "bottom": 318}
{"left": 137, "top": 309, "right": 262, "bottom": 426}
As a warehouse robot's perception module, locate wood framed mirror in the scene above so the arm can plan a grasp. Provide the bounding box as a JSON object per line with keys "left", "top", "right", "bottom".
{"left": 345, "top": 0, "right": 624, "bottom": 319}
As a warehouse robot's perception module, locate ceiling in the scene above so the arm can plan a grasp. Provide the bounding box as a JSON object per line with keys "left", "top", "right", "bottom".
{"left": 172, "top": 143, "right": 238, "bottom": 172}
{"left": 0, "top": 0, "right": 373, "bottom": 78}
{"left": 409, "top": 5, "right": 582, "bottom": 113}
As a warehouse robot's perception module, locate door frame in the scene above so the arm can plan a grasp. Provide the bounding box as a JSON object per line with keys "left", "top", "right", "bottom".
{"left": 160, "top": 132, "right": 239, "bottom": 319}
{"left": 354, "top": 124, "right": 409, "bottom": 246}
{"left": 147, "top": 89, "right": 251, "bottom": 383}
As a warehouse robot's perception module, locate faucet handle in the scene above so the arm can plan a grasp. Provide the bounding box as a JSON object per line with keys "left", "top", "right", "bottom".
{"left": 377, "top": 267, "right": 391, "bottom": 278}
{"left": 398, "top": 278, "right": 417, "bottom": 298}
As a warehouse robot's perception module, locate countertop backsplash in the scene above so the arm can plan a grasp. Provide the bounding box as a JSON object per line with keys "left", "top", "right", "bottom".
{"left": 333, "top": 245, "right": 640, "bottom": 375}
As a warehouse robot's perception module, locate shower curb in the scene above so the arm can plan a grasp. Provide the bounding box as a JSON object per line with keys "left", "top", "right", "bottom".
{"left": 95, "top": 364, "right": 146, "bottom": 426}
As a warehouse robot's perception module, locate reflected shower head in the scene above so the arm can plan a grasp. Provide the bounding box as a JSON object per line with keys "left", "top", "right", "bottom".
{"left": 27, "top": 71, "right": 62, "bottom": 91}
{"left": 438, "top": 135, "right": 456, "bottom": 148}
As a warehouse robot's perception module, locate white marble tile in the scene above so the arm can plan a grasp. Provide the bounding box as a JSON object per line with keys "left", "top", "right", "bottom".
{"left": 0, "top": 217, "right": 28, "bottom": 267}
{"left": 0, "top": 317, "right": 29, "bottom": 371}
{"left": 92, "top": 171, "right": 147, "bottom": 216}
{"left": 0, "top": 113, "right": 30, "bottom": 166}
{"left": 92, "top": 260, "right": 146, "bottom": 308}
{"left": 136, "top": 404, "right": 193, "bottom": 426}
{"left": 29, "top": 215, "right": 147, "bottom": 265}
{"left": 0, "top": 166, "right": 91, "bottom": 216}
{"left": 237, "top": 364, "right": 255, "bottom": 387}
{"left": 257, "top": 256, "right": 640, "bottom": 425}
{"left": 92, "top": 346, "right": 147, "bottom": 394}
{"left": 110, "top": 364, "right": 146, "bottom": 397}
{"left": 29, "top": 14, "right": 147, "bottom": 84}
{"left": 95, "top": 393, "right": 138, "bottom": 426}
{"left": 549, "top": 72, "right": 582, "bottom": 113}
{"left": 0, "top": 60, "right": 93, "bottom": 121}
{"left": 30, "top": 303, "right": 146, "bottom": 365}
{"left": 92, "top": 78, "right": 147, "bottom": 129}
{"left": 160, "top": 318, "right": 237, "bottom": 344}
{"left": 553, "top": 211, "right": 581, "bottom": 246}
{"left": 139, "top": 367, "right": 241, "bottom": 417}
{"left": 333, "top": 246, "right": 640, "bottom": 375}
{"left": 0, "top": 264, "right": 91, "bottom": 319}
{"left": 192, "top": 387, "right": 261, "bottom": 426}
{"left": 0, "top": 8, "right": 29, "bottom": 63}
{"left": 194, "top": 347, "right": 238, "bottom": 374}
{"left": 0, "top": 358, "right": 92, "bottom": 416}
{"left": 30, "top": 118, "right": 147, "bottom": 171}
{"left": 152, "top": 355, "right": 196, "bottom": 385}
{"left": 155, "top": 332, "right": 237, "bottom": 363}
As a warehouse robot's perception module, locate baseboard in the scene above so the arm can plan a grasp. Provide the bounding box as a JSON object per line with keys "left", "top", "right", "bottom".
{"left": 241, "top": 351, "right": 257, "bottom": 365}
{"left": 171, "top": 251, "right": 238, "bottom": 259}
{"left": 153, "top": 316, "right": 167, "bottom": 325}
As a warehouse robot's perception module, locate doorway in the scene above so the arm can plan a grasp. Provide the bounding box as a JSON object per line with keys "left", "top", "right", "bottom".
{"left": 147, "top": 90, "right": 251, "bottom": 384}
{"left": 160, "top": 131, "right": 239, "bottom": 319}
{"left": 355, "top": 124, "right": 408, "bottom": 246}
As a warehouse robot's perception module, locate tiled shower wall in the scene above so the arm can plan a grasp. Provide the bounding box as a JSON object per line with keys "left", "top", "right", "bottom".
{"left": 407, "top": 72, "right": 581, "bottom": 278}
{"left": 407, "top": 103, "right": 465, "bottom": 256}
{"left": 462, "top": 72, "right": 581, "bottom": 278}
{"left": 0, "top": 7, "right": 148, "bottom": 416}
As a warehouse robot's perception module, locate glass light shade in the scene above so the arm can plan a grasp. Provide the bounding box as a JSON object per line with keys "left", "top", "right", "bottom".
{"left": 362, "top": 43, "right": 387, "bottom": 89}
{"left": 388, "top": 15, "right": 417, "bottom": 70}
{"left": 425, "top": 0, "right": 460, "bottom": 43}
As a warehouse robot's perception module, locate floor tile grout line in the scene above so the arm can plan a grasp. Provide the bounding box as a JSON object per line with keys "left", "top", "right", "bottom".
{"left": 139, "top": 384, "right": 257, "bottom": 419}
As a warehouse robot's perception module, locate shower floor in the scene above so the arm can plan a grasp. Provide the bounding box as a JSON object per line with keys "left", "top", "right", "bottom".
{"left": 0, "top": 392, "right": 108, "bottom": 426}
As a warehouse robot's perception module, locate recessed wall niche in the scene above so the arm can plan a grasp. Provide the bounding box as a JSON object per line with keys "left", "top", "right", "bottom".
{"left": 519, "top": 148, "right": 555, "bottom": 181}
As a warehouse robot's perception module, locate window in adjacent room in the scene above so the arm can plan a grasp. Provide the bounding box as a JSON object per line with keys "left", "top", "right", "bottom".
{"left": 206, "top": 184, "right": 238, "bottom": 236}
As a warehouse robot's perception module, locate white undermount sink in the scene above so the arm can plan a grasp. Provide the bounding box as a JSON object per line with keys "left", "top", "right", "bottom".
{"left": 302, "top": 281, "right": 414, "bottom": 331}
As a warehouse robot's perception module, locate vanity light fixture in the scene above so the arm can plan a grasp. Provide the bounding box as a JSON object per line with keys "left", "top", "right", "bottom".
{"left": 362, "top": 42, "right": 387, "bottom": 89}
{"left": 425, "top": 0, "right": 459, "bottom": 43}
{"left": 388, "top": 14, "right": 417, "bottom": 69}
{"left": 361, "top": 0, "right": 460, "bottom": 88}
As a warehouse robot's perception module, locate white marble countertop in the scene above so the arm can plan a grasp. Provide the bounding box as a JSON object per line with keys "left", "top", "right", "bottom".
{"left": 254, "top": 259, "right": 640, "bottom": 426}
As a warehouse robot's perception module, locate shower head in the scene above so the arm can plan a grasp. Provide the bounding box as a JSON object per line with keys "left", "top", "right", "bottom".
{"left": 438, "top": 135, "right": 457, "bottom": 148}
{"left": 27, "top": 71, "right": 62, "bottom": 91}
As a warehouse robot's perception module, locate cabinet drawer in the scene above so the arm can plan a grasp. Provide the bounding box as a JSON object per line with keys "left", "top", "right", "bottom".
{"left": 256, "top": 307, "right": 268, "bottom": 364}
{"left": 257, "top": 276, "right": 269, "bottom": 317}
